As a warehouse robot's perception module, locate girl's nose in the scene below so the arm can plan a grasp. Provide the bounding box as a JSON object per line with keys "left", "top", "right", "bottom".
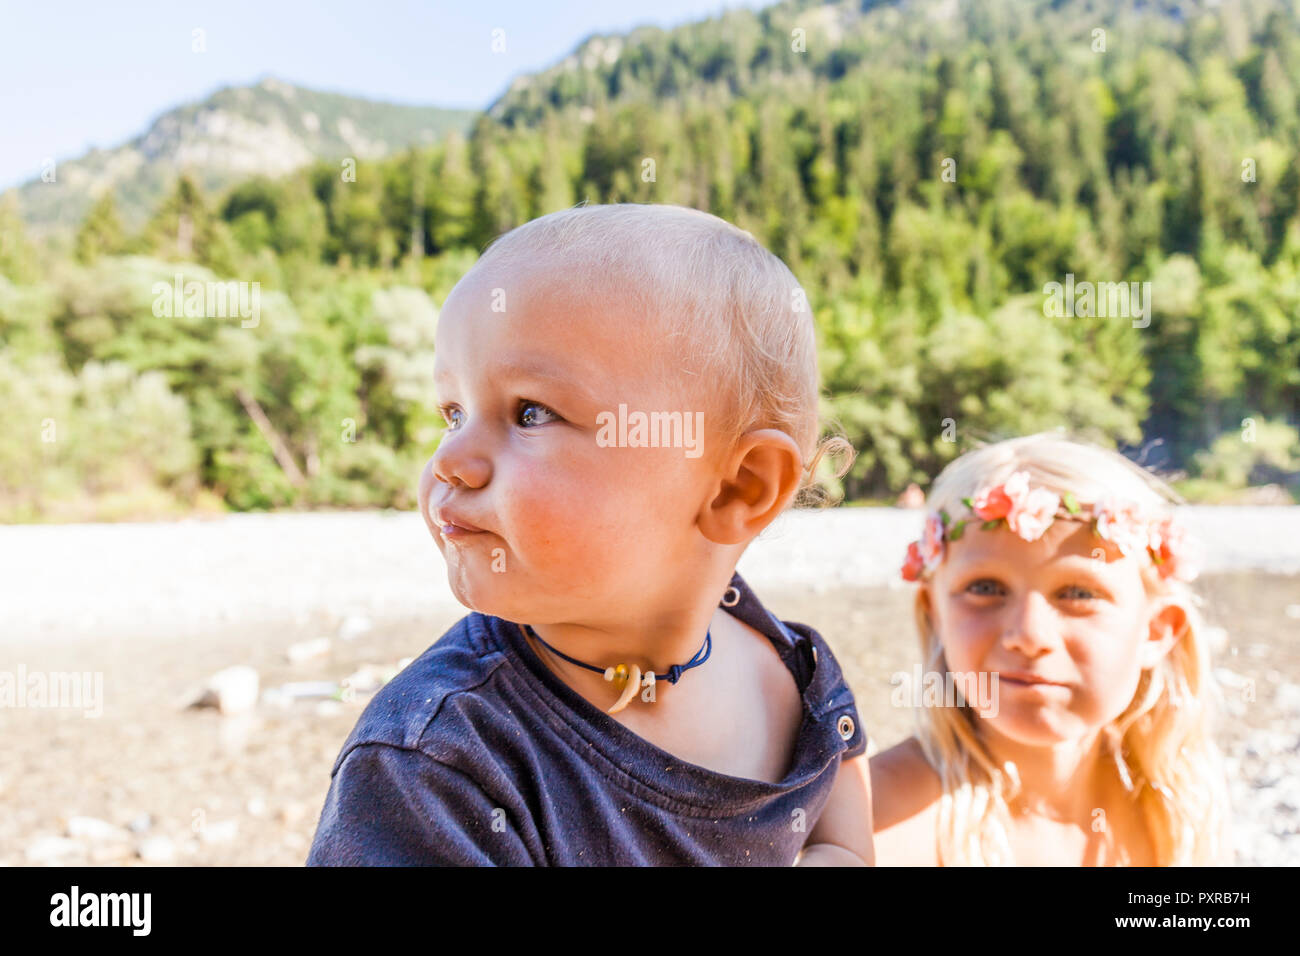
{"left": 999, "top": 590, "right": 1059, "bottom": 655}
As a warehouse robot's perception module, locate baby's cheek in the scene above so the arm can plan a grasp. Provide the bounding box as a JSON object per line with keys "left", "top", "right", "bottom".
{"left": 505, "top": 478, "right": 642, "bottom": 567}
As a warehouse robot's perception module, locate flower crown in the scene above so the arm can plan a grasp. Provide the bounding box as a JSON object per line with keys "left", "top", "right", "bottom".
{"left": 900, "top": 470, "right": 1202, "bottom": 583}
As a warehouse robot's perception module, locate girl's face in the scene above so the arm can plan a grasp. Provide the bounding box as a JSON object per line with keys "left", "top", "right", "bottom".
{"left": 922, "top": 515, "right": 1185, "bottom": 747}
{"left": 416, "top": 260, "right": 724, "bottom": 628}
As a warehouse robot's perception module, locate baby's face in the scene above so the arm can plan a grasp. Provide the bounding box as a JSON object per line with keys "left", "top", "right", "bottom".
{"left": 925, "top": 517, "right": 1175, "bottom": 748}
{"left": 418, "top": 260, "right": 723, "bottom": 626}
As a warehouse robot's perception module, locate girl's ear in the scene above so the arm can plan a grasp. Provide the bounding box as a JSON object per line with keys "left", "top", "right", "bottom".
{"left": 1140, "top": 598, "right": 1188, "bottom": 669}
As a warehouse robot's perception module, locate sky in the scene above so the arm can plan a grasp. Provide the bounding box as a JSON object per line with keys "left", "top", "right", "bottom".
{"left": 0, "top": 0, "right": 768, "bottom": 191}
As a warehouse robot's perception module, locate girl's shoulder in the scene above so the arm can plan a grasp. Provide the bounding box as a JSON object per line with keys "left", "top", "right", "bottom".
{"left": 869, "top": 736, "right": 943, "bottom": 866}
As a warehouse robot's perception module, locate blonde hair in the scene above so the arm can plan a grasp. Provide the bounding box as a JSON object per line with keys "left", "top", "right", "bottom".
{"left": 911, "top": 431, "right": 1231, "bottom": 865}
{"left": 470, "top": 203, "right": 853, "bottom": 505}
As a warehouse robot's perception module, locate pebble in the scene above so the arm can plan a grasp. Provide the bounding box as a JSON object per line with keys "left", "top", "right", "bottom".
{"left": 198, "top": 819, "right": 239, "bottom": 845}
{"left": 26, "top": 836, "right": 82, "bottom": 864}
{"left": 136, "top": 835, "right": 175, "bottom": 863}
{"left": 126, "top": 812, "right": 153, "bottom": 834}
{"left": 286, "top": 637, "right": 331, "bottom": 664}
{"left": 271, "top": 681, "right": 338, "bottom": 701}
{"left": 1275, "top": 682, "right": 1300, "bottom": 715}
{"left": 338, "top": 614, "right": 373, "bottom": 641}
{"left": 66, "top": 815, "right": 128, "bottom": 843}
{"left": 89, "top": 842, "right": 133, "bottom": 864}
{"left": 1284, "top": 604, "right": 1300, "bottom": 620}
{"left": 186, "top": 665, "right": 260, "bottom": 716}
{"left": 1214, "top": 667, "right": 1251, "bottom": 689}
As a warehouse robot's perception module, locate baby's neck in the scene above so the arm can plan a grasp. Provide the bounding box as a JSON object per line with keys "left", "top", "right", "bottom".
{"left": 521, "top": 599, "right": 726, "bottom": 714}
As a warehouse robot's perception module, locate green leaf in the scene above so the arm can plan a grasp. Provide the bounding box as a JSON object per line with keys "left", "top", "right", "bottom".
{"left": 949, "top": 520, "right": 966, "bottom": 540}
{"left": 1062, "top": 491, "right": 1080, "bottom": 514}
{"left": 982, "top": 520, "right": 1000, "bottom": 530}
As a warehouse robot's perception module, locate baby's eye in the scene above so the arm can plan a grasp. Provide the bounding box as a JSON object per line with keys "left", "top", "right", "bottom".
{"left": 1058, "top": 584, "right": 1100, "bottom": 602}
{"left": 519, "top": 401, "right": 560, "bottom": 428}
{"left": 965, "top": 579, "right": 1005, "bottom": 598}
{"left": 440, "top": 405, "right": 464, "bottom": 430}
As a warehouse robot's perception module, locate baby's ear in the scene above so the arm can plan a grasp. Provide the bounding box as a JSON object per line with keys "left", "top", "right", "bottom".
{"left": 697, "top": 429, "right": 802, "bottom": 545}
{"left": 1140, "top": 598, "right": 1188, "bottom": 669}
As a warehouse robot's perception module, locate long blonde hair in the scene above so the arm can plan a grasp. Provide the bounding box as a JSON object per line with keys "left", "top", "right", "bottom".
{"left": 910, "top": 431, "right": 1231, "bottom": 865}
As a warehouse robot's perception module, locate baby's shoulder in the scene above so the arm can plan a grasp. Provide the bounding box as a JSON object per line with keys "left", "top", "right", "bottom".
{"left": 869, "top": 737, "right": 942, "bottom": 866}
{"left": 332, "top": 613, "right": 512, "bottom": 769}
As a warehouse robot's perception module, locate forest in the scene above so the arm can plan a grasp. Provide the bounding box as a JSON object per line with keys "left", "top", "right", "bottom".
{"left": 1, "top": 0, "right": 1298, "bottom": 520}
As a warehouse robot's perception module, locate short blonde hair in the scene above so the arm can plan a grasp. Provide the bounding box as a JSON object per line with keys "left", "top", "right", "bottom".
{"left": 912, "top": 431, "right": 1231, "bottom": 864}
{"left": 470, "top": 203, "right": 852, "bottom": 503}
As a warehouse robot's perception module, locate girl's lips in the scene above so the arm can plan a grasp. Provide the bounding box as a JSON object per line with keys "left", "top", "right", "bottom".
{"left": 998, "top": 671, "right": 1069, "bottom": 688}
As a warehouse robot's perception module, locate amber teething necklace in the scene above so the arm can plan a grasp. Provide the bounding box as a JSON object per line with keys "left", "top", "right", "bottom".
{"left": 519, "top": 623, "right": 713, "bottom": 715}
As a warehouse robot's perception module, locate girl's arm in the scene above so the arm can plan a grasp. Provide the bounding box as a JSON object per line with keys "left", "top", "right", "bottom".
{"left": 796, "top": 754, "right": 874, "bottom": 866}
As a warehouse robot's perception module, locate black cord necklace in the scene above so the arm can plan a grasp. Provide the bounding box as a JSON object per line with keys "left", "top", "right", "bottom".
{"left": 520, "top": 623, "right": 713, "bottom": 714}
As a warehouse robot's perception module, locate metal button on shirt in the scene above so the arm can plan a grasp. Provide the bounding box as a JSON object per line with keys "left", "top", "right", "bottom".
{"left": 837, "top": 714, "right": 855, "bottom": 741}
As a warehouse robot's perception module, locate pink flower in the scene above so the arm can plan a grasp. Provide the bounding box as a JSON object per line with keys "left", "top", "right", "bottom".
{"left": 1094, "top": 497, "right": 1150, "bottom": 557}
{"left": 901, "top": 512, "right": 948, "bottom": 582}
{"left": 920, "top": 512, "right": 946, "bottom": 569}
{"left": 1148, "top": 516, "right": 1202, "bottom": 582}
{"left": 971, "top": 473, "right": 1024, "bottom": 521}
{"left": 901, "top": 541, "right": 925, "bottom": 581}
{"left": 1007, "top": 486, "right": 1061, "bottom": 541}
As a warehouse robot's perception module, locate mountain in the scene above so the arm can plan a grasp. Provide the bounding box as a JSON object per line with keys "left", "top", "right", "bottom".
{"left": 10, "top": 77, "right": 476, "bottom": 233}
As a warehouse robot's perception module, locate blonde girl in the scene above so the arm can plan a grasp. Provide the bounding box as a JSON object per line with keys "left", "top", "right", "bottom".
{"left": 870, "top": 432, "right": 1231, "bottom": 865}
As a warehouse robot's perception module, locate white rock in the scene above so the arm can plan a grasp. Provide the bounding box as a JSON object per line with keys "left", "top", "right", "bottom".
{"left": 1276, "top": 682, "right": 1300, "bottom": 715}
{"left": 1284, "top": 604, "right": 1300, "bottom": 620}
{"left": 246, "top": 796, "right": 268, "bottom": 817}
{"left": 1202, "top": 626, "right": 1228, "bottom": 654}
{"left": 186, "top": 665, "right": 260, "bottom": 715}
{"left": 126, "top": 812, "right": 153, "bottom": 834}
{"left": 26, "top": 836, "right": 82, "bottom": 864}
{"left": 209, "top": 666, "right": 260, "bottom": 715}
{"left": 66, "top": 815, "right": 128, "bottom": 843}
{"left": 198, "top": 819, "right": 239, "bottom": 845}
{"left": 286, "top": 637, "right": 331, "bottom": 664}
{"left": 136, "top": 835, "right": 175, "bottom": 863}
{"left": 1214, "top": 667, "right": 1251, "bottom": 689}
{"left": 315, "top": 699, "right": 344, "bottom": 717}
{"left": 338, "top": 614, "right": 373, "bottom": 641}
{"left": 89, "top": 842, "right": 133, "bottom": 864}
{"left": 273, "top": 681, "right": 339, "bottom": 700}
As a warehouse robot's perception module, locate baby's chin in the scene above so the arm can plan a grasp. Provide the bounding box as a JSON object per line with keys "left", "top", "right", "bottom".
{"left": 443, "top": 564, "right": 541, "bottom": 623}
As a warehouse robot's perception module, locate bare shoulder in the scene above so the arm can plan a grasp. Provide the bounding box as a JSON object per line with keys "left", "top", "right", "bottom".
{"left": 869, "top": 737, "right": 942, "bottom": 866}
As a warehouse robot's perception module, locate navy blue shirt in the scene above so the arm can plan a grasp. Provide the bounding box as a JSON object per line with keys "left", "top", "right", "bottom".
{"left": 307, "top": 571, "right": 866, "bottom": 866}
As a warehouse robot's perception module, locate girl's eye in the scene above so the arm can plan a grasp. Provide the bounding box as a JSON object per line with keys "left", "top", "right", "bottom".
{"left": 1058, "top": 585, "right": 1099, "bottom": 602}
{"left": 519, "top": 401, "right": 560, "bottom": 428}
{"left": 965, "top": 579, "right": 1005, "bottom": 598}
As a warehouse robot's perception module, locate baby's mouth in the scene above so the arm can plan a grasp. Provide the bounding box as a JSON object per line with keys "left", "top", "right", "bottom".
{"left": 431, "top": 506, "right": 491, "bottom": 538}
